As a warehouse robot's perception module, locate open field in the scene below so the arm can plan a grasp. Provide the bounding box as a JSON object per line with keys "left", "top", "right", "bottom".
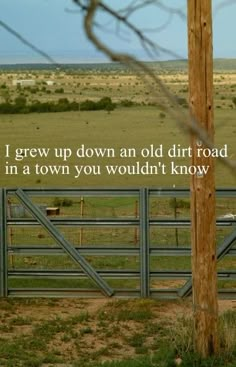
{"left": 0, "top": 63, "right": 236, "bottom": 366}
{"left": 1, "top": 63, "right": 236, "bottom": 108}
{"left": 0, "top": 62, "right": 236, "bottom": 187}
{"left": 0, "top": 107, "right": 235, "bottom": 187}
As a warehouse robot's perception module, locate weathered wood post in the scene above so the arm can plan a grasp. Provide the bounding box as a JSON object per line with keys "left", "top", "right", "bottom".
{"left": 187, "top": 0, "right": 218, "bottom": 356}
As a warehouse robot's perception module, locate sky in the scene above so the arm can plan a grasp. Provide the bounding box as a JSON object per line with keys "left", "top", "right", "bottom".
{"left": 0, "top": 0, "right": 236, "bottom": 64}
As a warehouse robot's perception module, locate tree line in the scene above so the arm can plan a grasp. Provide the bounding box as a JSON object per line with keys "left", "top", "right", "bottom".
{"left": 0, "top": 96, "right": 116, "bottom": 114}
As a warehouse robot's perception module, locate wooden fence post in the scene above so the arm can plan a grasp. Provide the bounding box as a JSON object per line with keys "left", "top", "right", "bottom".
{"left": 187, "top": 0, "right": 218, "bottom": 356}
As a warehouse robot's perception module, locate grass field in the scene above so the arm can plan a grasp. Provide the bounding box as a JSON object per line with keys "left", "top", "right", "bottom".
{"left": 0, "top": 64, "right": 236, "bottom": 366}
{"left": 0, "top": 64, "right": 235, "bottom": 187}
{"left": 0, "top": 107, "right": 235, "bottom": 187}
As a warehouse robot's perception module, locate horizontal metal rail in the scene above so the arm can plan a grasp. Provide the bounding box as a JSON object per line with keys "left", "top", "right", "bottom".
{"left": 6, "top": 187, "right": 236, "bottom": 197}
{"left": 8, "top": 246, "right": 236, "bottom": 257}
{"left": 7, "top": 288, "right": 236, "bottom": 300}
{"left": 8, "top": 269, "right": 236, "bottom": 280}
{"left": 1, "top": 187, "right": 236, "bottom": 299}
{"left": 7, "top": 218, "right": 236, "bottom": 227}
{"left": 6, "top": 188, "right": 141, "bottom": 197}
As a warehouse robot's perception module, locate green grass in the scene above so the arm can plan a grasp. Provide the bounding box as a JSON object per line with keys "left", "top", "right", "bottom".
{"left": 98, "top": 299, "right": 156, "bottom": 322}
{"left": 0, "top": 297, "right": 235, "bottom": 367}
{"left": 74, "top": 351, "right": 236, "bottom": 367}
{"left": 0, "top": 107, "right": 235, "bottom": 187}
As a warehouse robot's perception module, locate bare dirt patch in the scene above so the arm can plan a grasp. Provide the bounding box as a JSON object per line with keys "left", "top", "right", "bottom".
{"left": 0, "top": 297, "right": 235, "bottom": 366}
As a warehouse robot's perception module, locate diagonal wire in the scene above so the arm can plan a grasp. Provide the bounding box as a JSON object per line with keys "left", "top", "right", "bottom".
{"left": 0, "top": 19, "right": 58, "bottom": 66}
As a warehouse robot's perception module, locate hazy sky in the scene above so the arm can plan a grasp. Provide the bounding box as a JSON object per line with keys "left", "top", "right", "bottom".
{"left": 0, "top": 0, "right": 236, "bottom": 64}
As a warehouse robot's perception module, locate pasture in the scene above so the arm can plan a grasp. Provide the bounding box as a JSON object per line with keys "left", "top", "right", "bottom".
{"left": 0, "top": 107, "right": 235, "bottom": 187}
{"left": 0, "top": 64, "right": 236, "bottom": 366}
{"left": 0, "top": 64, "right": 236, "bottom": 187}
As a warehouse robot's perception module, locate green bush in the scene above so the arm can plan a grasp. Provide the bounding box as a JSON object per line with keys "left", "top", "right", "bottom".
{"left": 14, "top": 96, "right": 27, "bottom": 106}
{"left": 97, "top": 96, "right": 115, "bottom": 110}
{"left": 80, "top": 99, "right": 97, "bottom": 111}
{"left": 55, "top": 87, "right": 64, "bottom": 93}
{"left": 52, "top": 197, "right": 73, "bottom": 207}
{"left": 120, "top": 99, "right": 134, "bottom": 107}
{"left": 0, "top": 96, "right": 116, "bottom": 114}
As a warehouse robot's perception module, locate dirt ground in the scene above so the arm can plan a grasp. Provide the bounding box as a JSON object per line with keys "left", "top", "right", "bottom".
{"left": 0, "top": 295, "right": 235, "bottom": 367}
{"left": 2, "top": 297, "right": 235, "bottom": 322}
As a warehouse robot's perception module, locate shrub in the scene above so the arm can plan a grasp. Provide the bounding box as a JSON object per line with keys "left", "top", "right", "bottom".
{"left": 120, "top": 99, "right": 134, "bottom": 107}
{"left": 55, "top": 87, "right": 64, "bottom": 93}
{"left": 0, "top": 103, "right": 15, "bottom": 113}
{"left": 80, "top": 99, "right": 97, "bottom": 111}
{"left": 80, "top": 97, "right": 116, "bottom": 111}
{"left": 96, "top": 96, "right": 114, "bottom": 110}
{"left": 52, "top": 197, "right": 73, "bottom": 207}
{"left": 14, "top": 96, "right": 27, "bottom": 106}
{"left": 0, "top": 96, "right": 116, "bottom": 114}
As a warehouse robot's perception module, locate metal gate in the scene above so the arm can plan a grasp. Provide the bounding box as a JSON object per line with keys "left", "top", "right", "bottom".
{"left": 0, "top": 187, "right": 235, "bottom": 298}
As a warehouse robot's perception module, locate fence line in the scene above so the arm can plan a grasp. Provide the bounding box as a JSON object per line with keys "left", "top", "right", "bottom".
{"left": 0, "top": 187, "right": 235, "bottom": 299}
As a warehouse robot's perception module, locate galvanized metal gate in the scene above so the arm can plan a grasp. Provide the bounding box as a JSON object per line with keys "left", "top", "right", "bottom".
{"left": 0, "top": 188, "right": 235, "bottom": 298}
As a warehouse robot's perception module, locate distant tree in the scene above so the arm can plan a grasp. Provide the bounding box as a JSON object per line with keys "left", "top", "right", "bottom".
{"left": 0, "top": 88, "right": 11, "bottom": 103}
{"left": 14, "top": 96, "right": 27, "bottom": 106}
